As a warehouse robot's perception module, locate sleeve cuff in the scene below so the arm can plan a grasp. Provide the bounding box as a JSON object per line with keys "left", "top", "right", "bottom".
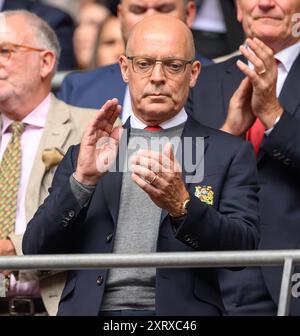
{"left": 69, "top": 173, "right": 96, "bottom": 208}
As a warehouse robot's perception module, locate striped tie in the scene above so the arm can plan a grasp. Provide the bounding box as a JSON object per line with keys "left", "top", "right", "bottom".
{"left": 0, "top": 122, "right": 25, "bottom": 239}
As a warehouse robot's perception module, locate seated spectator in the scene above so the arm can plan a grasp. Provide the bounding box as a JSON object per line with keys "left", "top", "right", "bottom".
{"left": 1, "top": 0, "right": 76, "bottom": 70}
{"left": 0, "top": 10, "right": 97, "bottom": 315}
{"left": 188, "top": 0, "right": 300, "bottom": 315}
{"left": 90, "top": 16, "right": 125, "bottom": 68}
{"left": 73, "top": 1, "right": 110, "bottom": 69}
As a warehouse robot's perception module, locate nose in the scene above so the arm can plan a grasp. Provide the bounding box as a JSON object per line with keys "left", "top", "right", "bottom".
{"left": 258, "top": 0, "right": 276, "bottom": 10}
{"left": 150, "top": 62, "right": 166, "bottom": 84}
{"left": 144, "top": 8, "right": 157, "bottom": 17}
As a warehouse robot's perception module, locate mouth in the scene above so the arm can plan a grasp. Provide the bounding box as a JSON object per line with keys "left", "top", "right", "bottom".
{"left": 255, "top": 16, "right": 281, "bottom": 20}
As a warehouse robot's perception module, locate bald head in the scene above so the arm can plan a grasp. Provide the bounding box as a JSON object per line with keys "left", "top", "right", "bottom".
{"left": 126, "top": 14, "right": 195, "bottom": 59}
{"left": 119, "top": 14, "right": 200, "bottom": 125}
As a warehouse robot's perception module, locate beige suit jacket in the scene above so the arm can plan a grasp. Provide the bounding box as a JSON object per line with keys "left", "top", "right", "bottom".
{"left": 0, "top": 94, "right": 97, "bottom": 315}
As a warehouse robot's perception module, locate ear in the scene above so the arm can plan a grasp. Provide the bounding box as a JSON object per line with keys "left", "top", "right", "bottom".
{"left": 119, "top": 54, "right": 129, "bottom": 83}
{"left": 189, "top": 60, "right": 201, "bottom": 88}
{"left": 185, "top": 1, "right": 197, "bottom": 29}
{"left": 236, "top": 0, "right": 243, "bottom": 23}
{"left": 40, "top": 50, "right": 56, "bottom": 79}
{"left": 117, "top": 3, "right": 123, "bottom": 23}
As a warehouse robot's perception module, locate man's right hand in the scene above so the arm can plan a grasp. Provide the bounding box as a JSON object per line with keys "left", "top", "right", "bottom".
{"left": 74, "top": 98, "right": 123, "bottom": 185}
{"left": 220, "top": 77, "right": 256, "bottom": 136}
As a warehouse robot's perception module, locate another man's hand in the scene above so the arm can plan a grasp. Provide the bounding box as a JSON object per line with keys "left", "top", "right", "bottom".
{"left": 0, "top": 239, "right": 16, "bottom": 276}
{"left": 221, "top": 77, "right": 255, "bottom": 136}
{"left": 237, "top": 38, "right": 283, "bottom": 129}
{"left": 131, "top": 143, "right": 189, "bottom": 217}
{"left": 75, "top": 98, "right": 123, "bottom": 185}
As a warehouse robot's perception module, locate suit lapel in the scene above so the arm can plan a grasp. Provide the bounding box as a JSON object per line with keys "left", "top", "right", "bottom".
{"left": 160, "top": 117, "right": 209, "bottom": 223}
{"left": 257, "top": 52, "right": 300, "bottom": 163}
{"left": 279, "top": 52, "right": 300, "bottom": 117}
{"left": 25, "top": 95, "right": 72, "bottom": 220}
{"left": 222, "top": 56, "right": 245, "bottom": 117}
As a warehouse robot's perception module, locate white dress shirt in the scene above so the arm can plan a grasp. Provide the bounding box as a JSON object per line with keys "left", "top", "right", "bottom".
{"left": 121, "top": 86, "right": 132, "bottom": 124}
{"left": 130, "top": 108, "right": 187, "bottom": 130}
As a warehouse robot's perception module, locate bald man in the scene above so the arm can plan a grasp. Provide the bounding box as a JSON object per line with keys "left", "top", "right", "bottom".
{"left": 23, "top": 15, "right": 259, "bottom": 316}
{"left": 57, "top": 0, "right": 211, "bottom": 123}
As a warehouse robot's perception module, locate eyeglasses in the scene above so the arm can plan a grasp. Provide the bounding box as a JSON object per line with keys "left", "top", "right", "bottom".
{"left": 0, "top": 43, "right": 45, "bottom": 63}
{"left": 126, "top": 56, "right": 194, "bottom": 76}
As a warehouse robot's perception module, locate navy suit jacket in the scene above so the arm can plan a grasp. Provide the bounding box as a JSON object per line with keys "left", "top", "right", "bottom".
{"left": 3, "top": 0, "right": 76, "bottom": 70}
{"left": 23, "top": 116, "right": 259, "bottom": 316}
{"left": 188, "top": 53, "right": 300, "bottom": 314}
{"left": 57, "top": 55, "right": 212, "bottom": 110}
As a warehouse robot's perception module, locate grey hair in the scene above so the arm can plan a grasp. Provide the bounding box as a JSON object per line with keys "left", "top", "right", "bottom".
{"left": 2, "top": 10, "right": 61, "bottom": 74}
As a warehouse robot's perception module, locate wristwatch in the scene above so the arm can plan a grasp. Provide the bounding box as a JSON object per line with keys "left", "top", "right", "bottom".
{"left": 169, "top": 198, "right": 190, "bottom": 219}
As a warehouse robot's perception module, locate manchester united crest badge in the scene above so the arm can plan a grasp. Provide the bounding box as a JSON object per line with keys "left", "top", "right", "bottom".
{"left": 194, "top": 186, "right": 214, "bottom": 206}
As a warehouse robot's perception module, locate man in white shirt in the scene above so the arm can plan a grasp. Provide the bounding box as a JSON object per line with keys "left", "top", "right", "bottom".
{"left": 188, "top": 0, "right": 300, "bottom": 315}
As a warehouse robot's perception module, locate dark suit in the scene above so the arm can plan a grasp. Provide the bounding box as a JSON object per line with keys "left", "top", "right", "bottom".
{"left": 193, "top": 0, "right": 244, "bottom": 59}
{"left": 23, "top": 116, "right": 260, "bottom": 316}
{"left": 57, "top": 55, "right": 212, "bottom": 111}
{"left": 2, "top": 0, "right": 76, "bottom": 70}
{"left": 57, "top": 63, "right": 126, "bottom": 111}
{"left": 188, "top": 53, "right": 300, "bottom": 315}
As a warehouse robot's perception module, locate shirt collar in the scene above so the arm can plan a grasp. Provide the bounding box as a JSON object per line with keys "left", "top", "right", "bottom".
{"left": 1, "top": 93, "right": 51, "bottom": 135}
{"left": 130, "top": 108, "right": 187, "bottom": 130}
{"left": 248, "top": 39, "right": 300, "bottom": 73}
{"left": 275, "top": 39, "right": 300, "bottom": 72}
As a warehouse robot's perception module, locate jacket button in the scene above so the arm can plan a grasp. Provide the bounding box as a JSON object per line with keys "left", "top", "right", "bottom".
{"left": 106, "top": 233, "right": 113, "bottom": 243}
{"left": 68, "top": 210, "right": 75, "bottom": 218}
{"left": 96, "top": 276, "right": 104, "bottom": 286}
{"left": 62, "top": 219, "right": 69, "bottom": 228}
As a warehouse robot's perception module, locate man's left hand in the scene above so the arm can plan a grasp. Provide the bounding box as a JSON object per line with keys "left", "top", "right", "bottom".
{"left": 237, "top": 37, "right": 283, "bottom": 129}
{"left": 131, "top": 143, "right": 189, "bottom": 217}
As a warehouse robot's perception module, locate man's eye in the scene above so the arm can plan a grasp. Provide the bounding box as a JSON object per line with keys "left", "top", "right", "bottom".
{"left": 166, "top": 61, "right": 183, "bottom": 71}
{"left": 0, "top": 48, "right": 10, "bottom": 55}
{"left": 129, "top": 5, "right": 147, "bottom": 15}
{"left": 156, "top": 5, "right": 176, "bottom": 14}
{"left": 136, "top": 60, "right": 152, "bottom": 68}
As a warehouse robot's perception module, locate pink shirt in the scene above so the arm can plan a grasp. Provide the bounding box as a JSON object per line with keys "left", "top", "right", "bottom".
{"left": 0, "top": 93, "right": 51, "bottom": 296}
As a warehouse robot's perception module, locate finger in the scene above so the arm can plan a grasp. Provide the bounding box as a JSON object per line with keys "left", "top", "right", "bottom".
{"left": 163, "top": 143, "right": 182, "bottom": 173}
{"left": 108, "top": 104, "right": 122, "bottom": 127}
{"left": 130, "top": 155, "right": 167, "bottom": 174}
{"left": 131, "top": 172, "right": 161, "bottom": 198}
{"left": 131, "top": 164, "right": 157, "bottom": 184}
{"left": 239, "top": 44, "right": 266, "bottom": 75}
{"left": 236, "top": 59, "right": 260, "bottom": 85}
{"left": 236, "top": 77, "right": 253, "bottom": 98}
{"left": 252, "top": 37, "right": 274, "bottom": 59}
{"left": 110, "top": 126, "right": 124, "bottom": 143}
{"left": 90, "top": 99, "right": 120, "bottom": 133}
{"left": 135, "top": 149, "right": 174, "bottom": 172}
{"left": 245, "top": 38, "right": 270, "bottom": 62}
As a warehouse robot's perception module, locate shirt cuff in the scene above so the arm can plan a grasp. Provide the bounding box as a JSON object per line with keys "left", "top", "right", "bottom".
{"left": 264, "top": 115, "right": 281, "bottom": 136}
{"left": 69, "top": 173, "right": 96, "bottom": 208}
